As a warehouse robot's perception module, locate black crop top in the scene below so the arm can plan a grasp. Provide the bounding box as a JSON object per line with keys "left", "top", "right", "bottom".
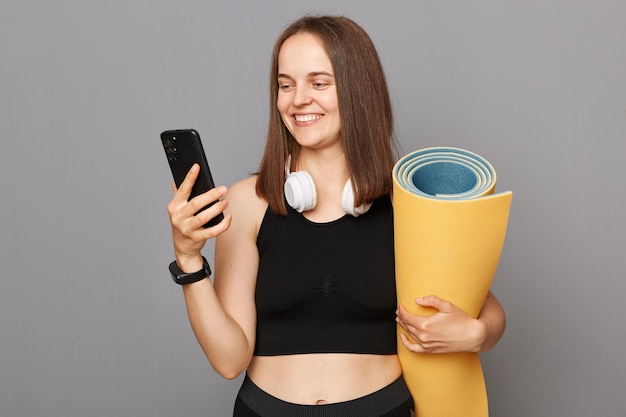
{"left": 254, "top": 195, "right": 397, "bottom": 356}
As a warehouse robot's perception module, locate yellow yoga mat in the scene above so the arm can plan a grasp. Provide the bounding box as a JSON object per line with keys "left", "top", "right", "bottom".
{"left": 393, "top": 147, "right": 512, "bottom": 417}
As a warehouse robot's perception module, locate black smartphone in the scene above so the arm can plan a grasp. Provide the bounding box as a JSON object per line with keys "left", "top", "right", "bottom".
{"left": 161, "top": 128, "right": 225, "bottom": 228}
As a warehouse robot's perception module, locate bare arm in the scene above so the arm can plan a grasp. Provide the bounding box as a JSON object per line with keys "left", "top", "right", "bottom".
{"left": 473, "top": 291, "right": 506, "bottom": 352}
{"left": 396, "top": 291, "right": 506, "bottom": 354}
{"left": 168, "top": 167, "right": 262, "bottom": 379}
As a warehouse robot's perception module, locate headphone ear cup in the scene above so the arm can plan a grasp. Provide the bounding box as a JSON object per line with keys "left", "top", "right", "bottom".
{"left": 341, "top": 179, "right": 372, "bottom": 217}
{"left": 284, "top": 171, "right": 317, "bottom": 212}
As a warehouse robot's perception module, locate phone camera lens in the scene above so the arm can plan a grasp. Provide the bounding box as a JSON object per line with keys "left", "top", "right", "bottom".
{"left": 163, "top": 136, "right": 180, "bottom": 161}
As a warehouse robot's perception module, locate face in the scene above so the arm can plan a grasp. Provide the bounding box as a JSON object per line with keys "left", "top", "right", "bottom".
{"left": 277, "top": 33, "right": 342, "bottom": 152}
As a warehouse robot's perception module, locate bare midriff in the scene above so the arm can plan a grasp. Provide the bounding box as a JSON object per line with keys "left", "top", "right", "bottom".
{"left": 246, "top": 353, "right": 402, "bottom": 405}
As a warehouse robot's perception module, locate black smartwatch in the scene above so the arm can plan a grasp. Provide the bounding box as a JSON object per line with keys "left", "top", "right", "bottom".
{"left": 169, "top": 256, "right": 212, "bottom": 285}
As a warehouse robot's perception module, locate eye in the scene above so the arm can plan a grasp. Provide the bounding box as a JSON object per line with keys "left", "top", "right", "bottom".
{"left": 278, "top": 82, "right": 294, "bottom": 92}
{"left": 312, "top": 81, "right": 329, "bottom": 89}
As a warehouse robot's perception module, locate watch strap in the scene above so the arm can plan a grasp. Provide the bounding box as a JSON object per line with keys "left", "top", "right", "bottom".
{"left": 169, "top": 256, "right": 211, "bottom": 285}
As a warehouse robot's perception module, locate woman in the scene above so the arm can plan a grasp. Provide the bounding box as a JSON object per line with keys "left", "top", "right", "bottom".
{"left": 167, "top": 15, "right": 505, "bottom": 417}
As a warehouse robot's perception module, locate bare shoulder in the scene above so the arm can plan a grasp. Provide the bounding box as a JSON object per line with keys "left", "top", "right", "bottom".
{"left": 225, "top": 175, "right": 267, "bottom": 226}
{"left": 227, "top": 175, "right": 261, "bottom": 202}
{"left": 222, "top": 176, "right": 268, "bottom": 240}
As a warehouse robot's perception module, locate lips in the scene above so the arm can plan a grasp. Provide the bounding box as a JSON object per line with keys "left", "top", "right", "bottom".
{"left": 294, "top": 114, "right": 322, "bottom": 123}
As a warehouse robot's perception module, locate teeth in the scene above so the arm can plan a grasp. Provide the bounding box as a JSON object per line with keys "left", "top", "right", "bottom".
{"left": 295, "top": 114, "right": 321, "bottom": 122}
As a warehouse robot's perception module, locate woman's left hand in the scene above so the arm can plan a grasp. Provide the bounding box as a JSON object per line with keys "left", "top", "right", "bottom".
{"left": 396, "top": 295, "right": 488, "bottom": 354}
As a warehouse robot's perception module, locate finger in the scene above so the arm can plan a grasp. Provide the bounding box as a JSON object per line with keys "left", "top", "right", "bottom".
{"left": 397, "top": 304, "right": 427, "bottom": 327}
{"left": 399, "top": 332, "right": 433, "bottom": 353}
{"left": 415, "top": 294, "right": 452, "bottom": 313}
{"left": 399, "top": 332, "right": 418, "bottom": 351}
{"left": 173, "top": 163, "right": 200, "bottom": 199}
{"left": 192, "top": 198, "right": 229, "bottom": 229}
{"left": 396, "top": 304, "right": 410, "bottom": 324}
{"left": 186, "top": 182, "right": 225, "bottom": 209}
{"left": 205, "top": 213, "right": 232, "bottom": 236}
{"left": 396, "top": 308, "right": 426, "bottom": 341}
{"left": 170, "top": 186, "right": 228, "bottom": 242}
{"left": 401, "top": 332, "right": 448, "bottom": 354}
{"left": 395, "top": 313, "right": 409, "bottom": 333}
{"left": 187, "top": 212, "right": 233, "bottom": 242}
{"left": 171, "top": 211, "right": 232, "bottom": 257}
{"left": 396, "top": 306, "right": 429, "bottom": 342}
{"left": 398, "top": 305, "right": 447, "bottom": 347}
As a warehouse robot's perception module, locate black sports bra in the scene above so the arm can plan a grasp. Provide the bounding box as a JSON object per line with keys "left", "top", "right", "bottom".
{"left": 254, "top": 196, "right": 397, "bottom": 356}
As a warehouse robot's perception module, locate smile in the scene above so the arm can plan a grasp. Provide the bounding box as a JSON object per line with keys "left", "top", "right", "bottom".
{"left": 294, "top": 114, "right": 322, "bottom": 122}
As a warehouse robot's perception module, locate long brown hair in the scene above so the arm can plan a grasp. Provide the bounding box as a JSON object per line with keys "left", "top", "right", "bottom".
{"left": 256, "top": 15, "right": 399, "bottom": 215}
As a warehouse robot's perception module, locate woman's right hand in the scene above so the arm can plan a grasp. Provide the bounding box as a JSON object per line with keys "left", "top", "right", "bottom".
{"left": 167, "top": 163, "right": 231, "bottom": 270}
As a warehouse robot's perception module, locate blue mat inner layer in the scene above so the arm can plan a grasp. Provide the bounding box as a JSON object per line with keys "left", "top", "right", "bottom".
{"left": 411, "top": 162, "right": 477, "bottom": 196}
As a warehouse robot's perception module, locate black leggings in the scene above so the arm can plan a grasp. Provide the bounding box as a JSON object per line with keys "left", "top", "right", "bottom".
{"left": 233, "top": 374, "right": 413, "bottom": 417}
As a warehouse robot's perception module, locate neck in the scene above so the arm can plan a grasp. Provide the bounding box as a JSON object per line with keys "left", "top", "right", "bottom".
{"left": 295, "top": 150, "right": 351, "bottom": 221}
{"left": 298, "top": 148, "right": 347, "bottom": 178}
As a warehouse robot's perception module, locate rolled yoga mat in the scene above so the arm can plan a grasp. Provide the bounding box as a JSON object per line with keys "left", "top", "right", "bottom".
{"left": 393, "top": 147, "right": 512, "bottom": 417}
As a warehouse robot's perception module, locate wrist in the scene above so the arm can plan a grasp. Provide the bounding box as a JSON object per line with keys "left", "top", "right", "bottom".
{"left": 474, "top": 318, "right": 490, "bottom": 353}
{"left": 174, "top": 254, "right": 205, "bottom": 273}
{"left": 169, "top": 256, "right": 212, "bottom": 285}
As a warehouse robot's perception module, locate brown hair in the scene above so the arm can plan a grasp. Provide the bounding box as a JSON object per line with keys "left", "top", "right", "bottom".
{"left": 256, "top": 15, "right": 399, "bottom": 215}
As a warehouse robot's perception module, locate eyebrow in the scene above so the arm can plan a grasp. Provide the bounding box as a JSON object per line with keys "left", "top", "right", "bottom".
{"left": 277, "top": 71, "right": 335, "bottom": 79}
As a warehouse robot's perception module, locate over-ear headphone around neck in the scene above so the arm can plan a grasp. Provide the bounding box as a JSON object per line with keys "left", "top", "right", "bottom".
{"left": 284, "top": 166, "right": 372, "bottom": 217}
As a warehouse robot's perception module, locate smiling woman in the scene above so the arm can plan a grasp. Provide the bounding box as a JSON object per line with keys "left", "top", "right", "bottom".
{"left": 257, "top": 15, "right": 397, "bottom": 217}
{"left": 165, "top": 14, "right": 505, "bottom": 417}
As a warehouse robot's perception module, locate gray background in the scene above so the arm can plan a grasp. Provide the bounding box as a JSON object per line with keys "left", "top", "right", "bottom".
{"left": 1, "top": 0, "right": 625, "bottom": 416}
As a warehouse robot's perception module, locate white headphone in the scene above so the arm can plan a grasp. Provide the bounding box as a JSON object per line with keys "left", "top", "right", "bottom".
{"left": 284, "top": 167, "right": 372, "bottom": 217}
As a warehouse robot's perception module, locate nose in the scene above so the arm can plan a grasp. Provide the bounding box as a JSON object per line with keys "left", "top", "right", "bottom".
{"left": 292, "top": 86, "right": 312, "bottom": 106}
